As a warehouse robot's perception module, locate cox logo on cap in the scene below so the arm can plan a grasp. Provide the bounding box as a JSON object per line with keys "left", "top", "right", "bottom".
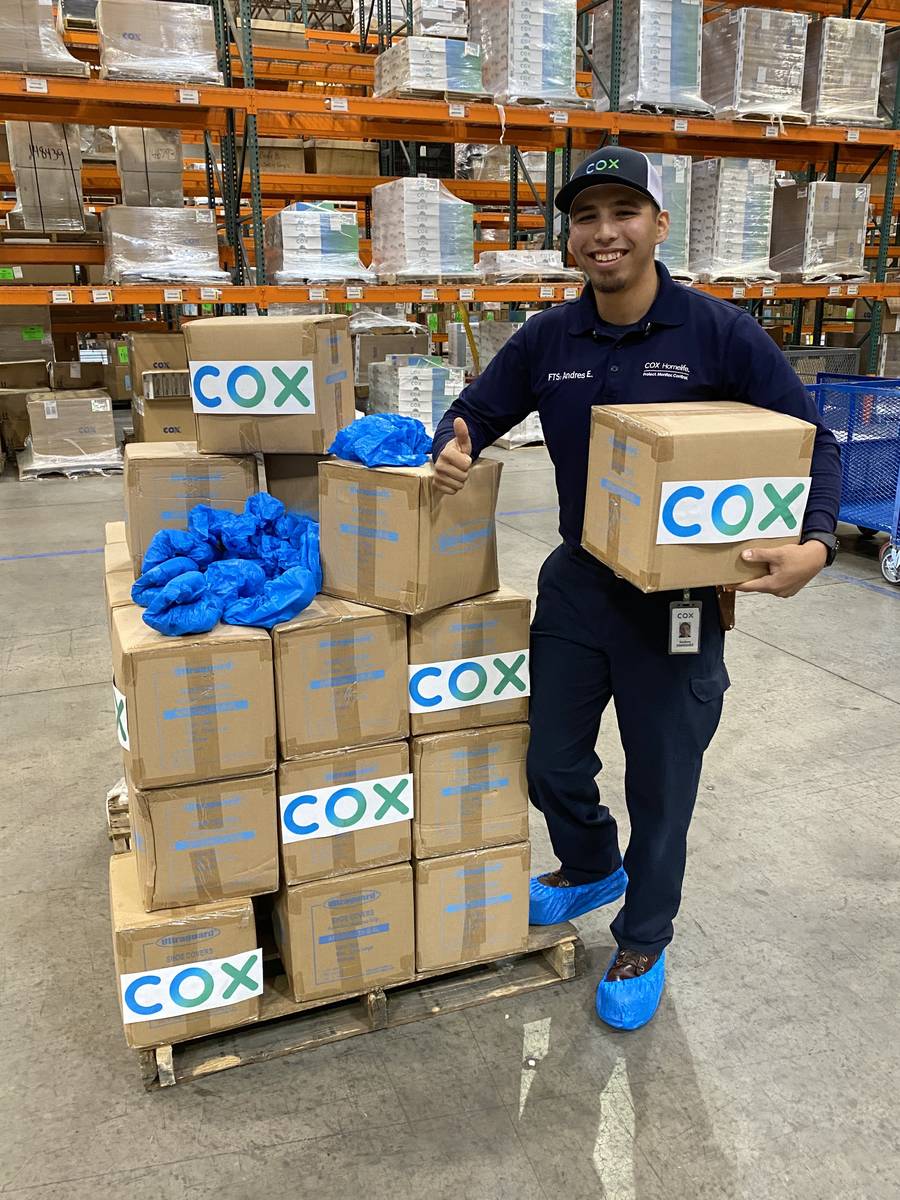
{"left": 585, "top": 157, "right": 621, "bottom": 174}
{"left": 189, "top": 359, "right": 316, "bottom": 416}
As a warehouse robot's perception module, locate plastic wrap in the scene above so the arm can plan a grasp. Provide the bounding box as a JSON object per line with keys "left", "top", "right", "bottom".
{"left": 592, "top": 0, "right": 711, "bottom": 115}
{"left": 113, "top": 127, "right": 183, "bottom": 208}
{"left": 494, "top": 413, "right": 543, "bottom": 449}
{"left": 103, "top": 205, "right": 229, "bottom": 284}
{"left": 6, "top": 122, "right": 85, "bottom": 233}
{"left": 688, "top": 158, "right": 777, "bottom": 282}
{"left": 447, "top": 319, "right": 478, "bottom": 370}
{"left": 802, "top": 18, "right": 886, "bottom": 126}
{"left": 0, "top": 0, "right": 91, "bottom": 74}
{"left": 647, "top": 153, "right": 692, "bottom": 280}
{"left": 367, "top": 354, "right": 464, "bottom": 436}
{"left": 0, "top": 306, "right": 54, "bottom": 363}
{"left": 702, "top": 9, "right": 809, "bottom": 122}
{"left": 17, "top": 439, "right": 123, "bottom": 478}
{"left": 80, "top": 126, "right": 116, "bottom": 160}
{"left": 56, "top": 0, "right": 97, "bottom": 29}
{"left": 769, "top": 179, "right": 870, "bottom": 282}
{"left": 97, "top": 0, "right": 223, "bottom": 84}
{"left": 412, "top": 0, "right": 467, "bottom": 39}
{"left": 348, "top": 307, "right": 426, "bottom": 335}
{"left": 374, "top": 36, "right": 486, "bottom": 98}
{"left": 371, "top": 178, "right": 475, "bottom": 280}
{"left": 478, "top": 249, "right": 581, "bottom": 282}
{"left": 881, "top": 29, "right": 898, "bottom": 123}
{"left": 264, "top": 202, "right": 374, "bottom": 284}
{"left": 468, "top": 0, "right": 579, "bottom": 106}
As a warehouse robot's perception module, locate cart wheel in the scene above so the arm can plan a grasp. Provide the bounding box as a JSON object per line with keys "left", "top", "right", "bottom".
{"left": 879, "top": 543, "right": 900, "bottom": 585}
{"left": 857, "top": 526, "right": 878, "bottom": 537}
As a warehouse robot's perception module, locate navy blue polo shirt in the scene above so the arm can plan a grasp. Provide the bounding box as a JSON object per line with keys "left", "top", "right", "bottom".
{"left": 432, "top": 263, "right": 841, "bottom": 546}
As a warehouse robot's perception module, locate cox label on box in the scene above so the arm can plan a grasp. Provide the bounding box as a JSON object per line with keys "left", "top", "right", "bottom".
{"left": 120, "top": 949, "right": 262, "bottom": 1023}
{"left": 112, "top": 681, "right": 129, "bottom": 750}
{"left": 280, "top": 774, "right": 413, "bottom": 843}
{"left": 409, "top": 650, "right": 530, "bottom": 715}
{"left": 656, "top": 477, "right": 810, "bottom": 545}
{"left": 189, "top": 359, "right": 316, "bottom": 416}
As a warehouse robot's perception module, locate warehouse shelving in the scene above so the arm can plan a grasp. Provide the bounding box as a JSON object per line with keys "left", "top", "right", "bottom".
{"left": 0, "top": 0, "right": 896, "bottom": 367}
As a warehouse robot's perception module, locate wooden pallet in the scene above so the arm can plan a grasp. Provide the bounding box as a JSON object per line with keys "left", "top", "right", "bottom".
{"left": 105, "top": 778, "right": 130, "bottom": 853}
{"left": 375, "top": 87, "right": 489, "bottom": 103}
{"left": 137, "top": 923, "right": 585, "bottom": 1090}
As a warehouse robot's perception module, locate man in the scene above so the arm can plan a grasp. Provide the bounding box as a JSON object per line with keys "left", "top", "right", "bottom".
{"left": 431, "top": 147, "right": 841, "bottom": 1031}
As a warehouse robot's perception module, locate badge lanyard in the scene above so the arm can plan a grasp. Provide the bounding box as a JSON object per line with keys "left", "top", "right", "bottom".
{"left": 669, "top": 589, "right": 702, "bottom": 655}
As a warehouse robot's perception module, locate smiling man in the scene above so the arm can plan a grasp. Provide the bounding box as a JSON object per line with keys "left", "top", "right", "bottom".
{"left": 430, "top": 146, "right": 842, "bottom": 1031}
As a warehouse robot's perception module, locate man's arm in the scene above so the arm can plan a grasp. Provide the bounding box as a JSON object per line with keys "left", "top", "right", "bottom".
{"left": 724, "top": 313, "right": 842, "bottom": 596}
{"left": 432, "top": 325, "right": 536, "bottom": 493}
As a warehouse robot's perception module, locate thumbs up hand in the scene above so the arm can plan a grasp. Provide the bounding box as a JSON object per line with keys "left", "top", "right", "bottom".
{"left": 434, "top": 417, "right": 474, "bottom": 495}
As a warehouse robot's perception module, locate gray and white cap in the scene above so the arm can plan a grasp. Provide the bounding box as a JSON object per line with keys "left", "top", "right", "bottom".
{"left": 554, "top": 146, "right": 665, "bottom": 214}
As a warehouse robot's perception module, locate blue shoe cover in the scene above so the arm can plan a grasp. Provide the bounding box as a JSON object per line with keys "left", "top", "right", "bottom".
{"left": 528, "top": 866, "right": 627, "bottom": 926}
{"left": 596, "top": 950, "right": 666, "bottom": 1031}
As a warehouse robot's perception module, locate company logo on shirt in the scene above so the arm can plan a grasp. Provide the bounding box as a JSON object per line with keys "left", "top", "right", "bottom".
{"left": 643, "top": 361, "right": 690, "bottom": 381}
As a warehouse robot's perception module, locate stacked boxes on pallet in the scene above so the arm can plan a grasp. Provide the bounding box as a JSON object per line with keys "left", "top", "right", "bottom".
{"left": 318, "top": 455, "right": 531, "bottom": 976}
{"left": 371, "top": 178, "right": 475, "bottom": 282}
{"left": 106, "top": 311, "right": 533, "bottom": 1048}
{"left": 802, "top": 18, "right": 886, "bottom": 126}
{"left": 769, "top": 180, "right": 870, "bottom": 283}
{"left": 367, "top": 354, "right": 465, "bottom": 435}
{"left": 688, "top": 158, "right": 777, "bottom": 282}
{"left": 701, "top": 8, "right": 810, "bottom": 122}
{"left": 374, "top": 36, "right": 487, "bottom": 99}
{"left": 468, "top": 0, "right": 579, "bottom": 106}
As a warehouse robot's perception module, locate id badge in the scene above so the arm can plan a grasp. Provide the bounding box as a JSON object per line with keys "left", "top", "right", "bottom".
{"left": 669, "top": 598, "right": 702, "bottom": 655}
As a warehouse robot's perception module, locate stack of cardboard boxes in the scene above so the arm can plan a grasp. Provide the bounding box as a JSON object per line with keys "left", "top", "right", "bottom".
{"left": 105, "top": 312, "right": 533, "bottom": 1050}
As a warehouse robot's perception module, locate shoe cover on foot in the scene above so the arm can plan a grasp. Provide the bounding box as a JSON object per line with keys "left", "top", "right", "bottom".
{"left": 596, "top": 950, "right": 666, "bottom": 1031}
{"left": 528, "top": 866, "right": 627, "bottom": 926}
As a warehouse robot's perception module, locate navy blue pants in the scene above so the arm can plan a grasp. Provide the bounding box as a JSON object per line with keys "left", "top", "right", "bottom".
{"left": 527, "top": 543, "right": 730, "bottom": 956}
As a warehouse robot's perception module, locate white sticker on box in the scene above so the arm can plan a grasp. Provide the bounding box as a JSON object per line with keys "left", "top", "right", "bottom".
{"left": 280, "top": 773, "right": 413, "bottom": 844}
{"left": 163, "top": 288, "right": 182, "bottom": 303}
{"left": 25, "top": 77, "right": 48, "bottom": 93}
{"left": 178, "top": 88, "right": 200, "bottom": 104}
{"left": 764, "top": 124, "right": 778, "bottom": 138}
{"left": 70, "top": 363, "right": 82, "bottom": 379}
{"left": 92, "top": 288, "right": 113, "bottom": 303}
{"left": 51, "top": 289, "right": 72, "bottom": 304}
{"left": 42, "top": 399, "right": 57, "bottom": 420}
{"left": 90, "top": 397, "right": 108, "bottom": 412}
{"left": 119, "top": 948, "right": 263, "bottom": 1024}
{"left": 113, "top": 681, "right": 129, "bottom": 750}
{"left": 190, "top": 358, "right": 317, "bottom": 416}
{"left": 655, "top": 476, "right": 810, "bottom": 545}
{"left": 12, "top": 265, "right": 22, "bottom": 279}
{"left": 408, "top": 650, "right": 530, "bottom": 715}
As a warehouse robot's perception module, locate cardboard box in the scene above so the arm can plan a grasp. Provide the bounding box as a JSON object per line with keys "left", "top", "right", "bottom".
{"left": 184, "top": 314, "right": 355, "bottom": 455}
{"left": 412, "top": 724, "right": 529, "bottom": 859}
{"left": 0, "top": 360, "right": 50, "bottom": 390}
{"left": 273, "top": 594, "right": 409, "bottom": 759}
{"left": 414, "top": 842, "right": 530, "bottom": 973}
{"left": 110, "top": 604, "right": 276, "bottom": 789}
{"left": 105, "top": 519, "right": 127, "bottom": 543}
{"left": 581, "top": 402, "right": 817, "bottom": 592}
{"left": 354, "top": 331, "right": 430, "bottom": 388}
{"left": 104, "top": 540, "right": 135, "bottom": 620}
{"left": 263, "top": 453, "right": 324, "bottom": 521}
{"left": 278, "top": 740, "right": 411, "bottom": 884}
{"left": 0, "top": 389, "right": 32, "bottom": 451}
{"left": 26, "top": 389, "right": 116, "bottom": 457}
{"left": 110, "top": 851, "right": 261, "bottom": 1050}
{"left": 304, "top": 138, "right": 379, "bottom": 176}
{"left": 408, "top": 587, "right": 530, "bottom": 735}
{"left": 103, "top": 360, "right": 132, "bottom": 401}
{"left": 142, "top": 368, "right": 191, "bottom": 400}
{"left": 319, "top": 458, "right": 501, "bottom": 615}
{"left": 0, "top": 306, "right": 54, "bottom": 364}
{"left": 49, "top": 361, "right": 106, "bottom": 390}
{"left": 126, "top": 331, "right": 187, "bottom": 401}
{"left": 132, "top": 395, "right": 195, "bottom": 442}
{"left": 0, "top": 264, "right": 77, "bottom": 286}
{"left": 273, "top": 862, "right": 414, "bottom": 1003}
{"left": 122, "top": 441, "right": 258, "bottom": 576}
{"left": 129, "top": 771, "right": 279, "bottom": 910}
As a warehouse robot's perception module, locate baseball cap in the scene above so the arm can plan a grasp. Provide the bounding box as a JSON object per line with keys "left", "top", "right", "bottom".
{"left": 555, "top": 146, "right": 664, "bottom": 214}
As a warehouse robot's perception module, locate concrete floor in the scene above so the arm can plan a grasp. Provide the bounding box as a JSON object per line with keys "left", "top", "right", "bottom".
{"left": 2, "top": 444, "right": 899, "bottom": 1200}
